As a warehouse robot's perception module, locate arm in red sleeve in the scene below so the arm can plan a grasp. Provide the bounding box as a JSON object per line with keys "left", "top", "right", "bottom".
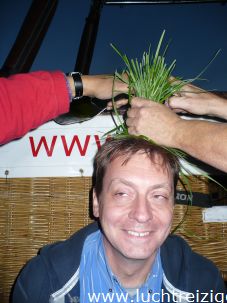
{"left": 0, "top": 70, "right": 70, "bottom": 145}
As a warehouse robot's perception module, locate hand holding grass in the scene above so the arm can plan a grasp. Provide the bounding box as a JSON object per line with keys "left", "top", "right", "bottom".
{"left": 168, "top": 83, "right": 227, "bottom": 119}
{"left": 80, "top": 74, "right": 128, "bottom": 101}
{"left": 126, "top": 96, "right": 227, "bottom": 172}
{"left": 108, "top": 30, "right": 227, "bottom": 174}
{"left": 126, "top": 98, "right": 181, "bottom": 148}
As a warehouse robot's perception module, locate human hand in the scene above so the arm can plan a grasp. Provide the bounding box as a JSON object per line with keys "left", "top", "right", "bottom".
{"left": 168, "top": 83, "right": 227, "bottom": 119}
{"left": 126, "top": 97, "right": 181, "bottom": 147}
{"left": 82, "top": 74, "right": 128, "bottom": 101}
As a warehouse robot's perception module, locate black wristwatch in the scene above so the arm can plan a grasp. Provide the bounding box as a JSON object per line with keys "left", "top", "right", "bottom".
{"left": 69, "top": 72, "right": 83, "bottom": 100}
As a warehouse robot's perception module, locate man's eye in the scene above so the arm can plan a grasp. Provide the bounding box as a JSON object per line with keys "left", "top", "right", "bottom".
{"left": 153, "top": 194, "right": 168, "bottom": 200}
{"left": 115, "top": 192, "right": 127, "bottom": 197}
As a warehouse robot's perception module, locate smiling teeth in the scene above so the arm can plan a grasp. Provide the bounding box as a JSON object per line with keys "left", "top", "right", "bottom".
{"left": 128, "top": 231, "right": 149, "bottom": 237}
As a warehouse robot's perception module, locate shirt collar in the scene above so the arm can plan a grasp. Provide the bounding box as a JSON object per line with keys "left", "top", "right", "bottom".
{"left": 98, "top": 232, "right": 162, "bottom": 293}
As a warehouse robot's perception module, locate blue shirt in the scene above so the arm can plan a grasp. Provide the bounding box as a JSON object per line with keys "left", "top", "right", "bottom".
{"left": 79, "top": 230, "right": 163, "bottom": 303}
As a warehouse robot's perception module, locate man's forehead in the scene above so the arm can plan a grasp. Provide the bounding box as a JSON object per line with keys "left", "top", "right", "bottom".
{"left": 108, "top": 152, "right": 171, "bottom": 170}
{"left": 105, "top": 153, "right": 173, "bottom": 181}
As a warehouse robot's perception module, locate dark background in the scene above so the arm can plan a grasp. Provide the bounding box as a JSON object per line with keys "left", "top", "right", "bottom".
{"left": 0, "top": 0, "right": 227, "bottom": 90}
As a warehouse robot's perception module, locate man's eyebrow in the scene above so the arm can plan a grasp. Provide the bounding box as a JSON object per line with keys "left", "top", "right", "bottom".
{"left": 151, "top": 183, "right": 172, "bottom": 191}
{"left": 108, "top": 178, "right": 133, "bottom": 189}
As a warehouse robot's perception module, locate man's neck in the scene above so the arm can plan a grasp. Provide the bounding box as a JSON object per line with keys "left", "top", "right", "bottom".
{"left": 103, "top": 240, "right": 156, "bottom": 288}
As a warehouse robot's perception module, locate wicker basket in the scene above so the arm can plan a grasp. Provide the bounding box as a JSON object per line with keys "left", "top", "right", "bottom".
{"left": 0, "top": 177, "right": 93, "bottom": 303}
{"left": 174, "top": 175, "right": 227, "bottom": 281}
{"left": 0, "top": 176, "right": 226, "bottom": 303}
{"left": 172, "top": 205, "right": 227, "bottom": 282}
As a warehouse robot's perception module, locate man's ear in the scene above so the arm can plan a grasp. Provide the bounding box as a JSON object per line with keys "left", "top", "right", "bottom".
{"left": 93, "top": 189, "right": 99, "bottom": 218}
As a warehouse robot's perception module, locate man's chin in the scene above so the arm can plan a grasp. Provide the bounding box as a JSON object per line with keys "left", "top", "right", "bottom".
{"left": 121, "top": 248, "right": 157, "bottom": 262}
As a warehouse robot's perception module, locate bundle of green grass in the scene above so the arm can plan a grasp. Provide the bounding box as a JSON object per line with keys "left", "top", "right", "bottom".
{"left": 108, "top": 30, "right": 224, "bottom": 203}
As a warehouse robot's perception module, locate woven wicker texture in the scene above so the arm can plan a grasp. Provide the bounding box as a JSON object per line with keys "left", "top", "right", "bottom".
{"left": 174, "top": 175, "right": 227, "bottom": 282}
{"left": 173, "top": 205, "right": 227, "bottom": 281}
{"left": 0, "top": 176, "right": 226, "bottom": 303}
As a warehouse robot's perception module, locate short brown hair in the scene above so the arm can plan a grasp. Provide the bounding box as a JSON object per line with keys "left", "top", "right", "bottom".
{"left": 93, "top": 136, "right": 180, "bottom": 198}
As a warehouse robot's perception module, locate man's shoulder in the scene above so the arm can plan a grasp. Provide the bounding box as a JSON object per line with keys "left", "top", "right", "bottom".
{"left": 19, "top": 223, "right": 99, "bottom": 289}
{"left": 162, "top": 234, "right": 218, "bottom": 270}
{"left": 40, "top": 222, "right": 99, "bottom": 267}
{"left": 161, "top": 234, "right": 224, "bottom": 291}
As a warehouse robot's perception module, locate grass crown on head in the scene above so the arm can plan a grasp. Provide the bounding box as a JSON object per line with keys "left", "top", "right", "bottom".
{"left": 109, "top": 31, "right": 188, "bottom": 162}
{"left": 107, "top": 30, "right": 225, "bottom": 205}
{"left": 111, "top": 30, "right": 187, "bottom": 103}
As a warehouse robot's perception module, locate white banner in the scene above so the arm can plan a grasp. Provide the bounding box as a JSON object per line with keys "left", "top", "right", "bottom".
{"left": 0, "top": 115, "right": 116, "bottom": 178}
{"left": 0, "top": 115, "right": 207, "bottom": 178}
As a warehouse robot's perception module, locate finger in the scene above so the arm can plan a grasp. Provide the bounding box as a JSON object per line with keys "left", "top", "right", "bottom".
{"left": 179, "top": 83, "right": 206, "bottom": 97}
{"left": 106, "top": 102, "right": 113, "bottom": 110}
{"left": 169, "top": 79, "right": 201, "bottom": 96}
{"left": 106, "top": 98, "right": 128, "bottom": 110}
{"left": 115, "top": 98, "right": 129, "bottom": 107}
{"left": 169, "top": 76, "right": 181, "bottom": 85}
{"left": 131, "top": 97, "right": 153, "bottom": 108}
{"left": 169, "top": 96, "right": 192, "bottom": 113}
{"left": 172, "top": 108, "right": 187, "bottom": 114}
{"left": 127, "top": 108, "right": 138, "bottom": 118}
{"left": 126, "top": 117, "right": 134, "bottom": 127}
{"left": 165, "top": 99, "right": 173, "bottom": 109}
{"left": 180, "top": 83, "right": 203, "bottom": 94}
{"left": 127, "top": 126, "right": 137, "bottom": 135}
{"left": 168, "top": 96, "right": 184, "bottom": 109}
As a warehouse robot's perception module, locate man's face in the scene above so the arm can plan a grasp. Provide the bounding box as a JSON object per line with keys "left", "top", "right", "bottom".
{"left": 93, "top": 152, "right": 174, "bottom": 265}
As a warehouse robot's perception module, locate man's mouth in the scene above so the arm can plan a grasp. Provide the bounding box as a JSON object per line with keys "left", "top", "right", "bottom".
{"left": 127, "top": 230, "right": 150, "bottom": 237}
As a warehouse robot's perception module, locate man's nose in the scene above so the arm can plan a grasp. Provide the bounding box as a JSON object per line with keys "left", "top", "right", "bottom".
{"left": 128, "top": 196, "right": 152, "bottom": 223}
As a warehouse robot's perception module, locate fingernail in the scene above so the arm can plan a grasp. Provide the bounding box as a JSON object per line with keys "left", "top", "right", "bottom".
{"left": 165, "top": 99, "right": 173, "bottom": 109}
{"left": 165, "top": 99, "right": 170, "bottom": 107}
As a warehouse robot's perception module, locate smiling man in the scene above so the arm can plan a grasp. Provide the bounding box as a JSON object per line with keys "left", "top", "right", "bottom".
{"left": 12, "top": 137, "right": 226, "bottom": 303}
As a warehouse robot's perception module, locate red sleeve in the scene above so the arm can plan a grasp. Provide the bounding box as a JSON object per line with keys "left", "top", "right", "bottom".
{"left": 0, "top": 70, "right": 70, "bottom": 145}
